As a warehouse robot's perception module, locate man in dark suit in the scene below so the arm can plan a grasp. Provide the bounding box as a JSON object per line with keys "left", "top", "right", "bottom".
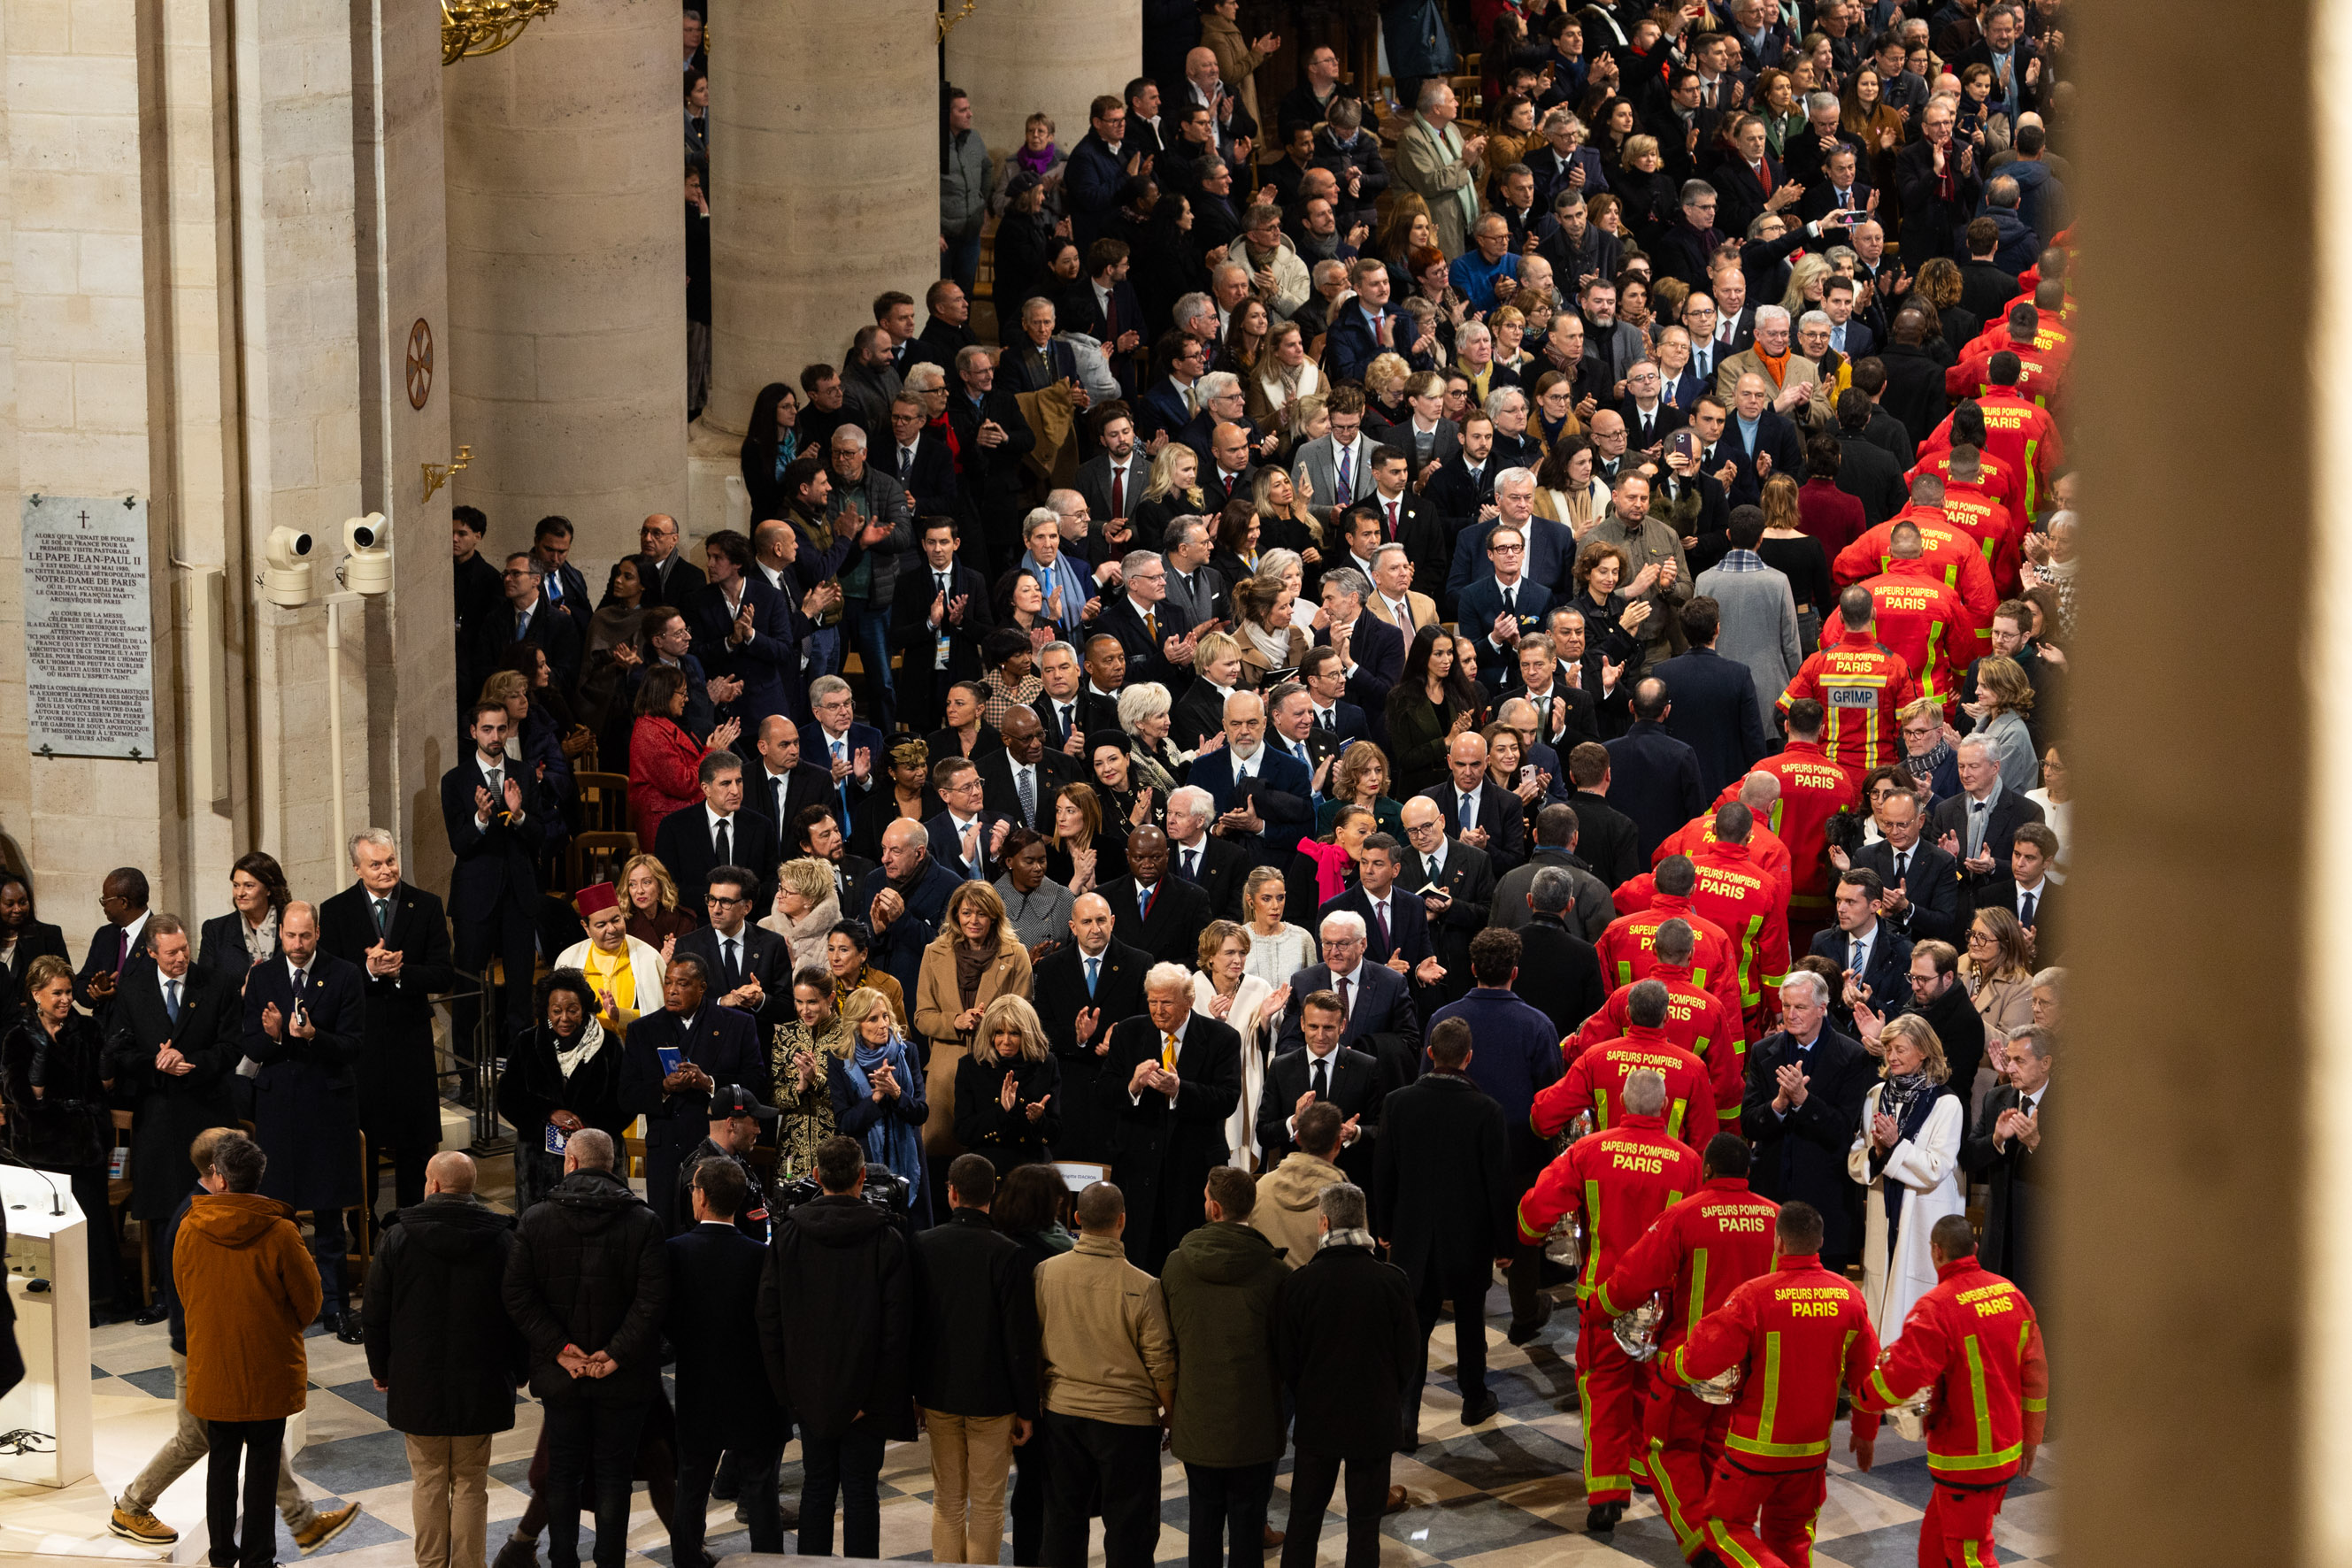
{"left": 633, "top": 512, "right": 705, "bottom": 607}
{"left": 1491, "top": 803, "right": 1615, "bottom": 941}
{"left": 890, "top": 518, "right": 995, "bottom": 734}
{"left": 1810, "top": 868, "right": 1914, "bottom": 1038}
{"left": 999, "top": 296, "right": 1085, "bottom": 394}
{"left": 1323, "top": 262, "right": 1435, "bottom": 384}
{"left": 1507, "top": 867, "right": 1609, "bottom": 1038}
{"left": 1709, "top": 119, "right": 1784, "bottom": 240}
{"left": 475, "top": 553, "right": 583, "bottom": 694}
{"left": 1418, "top": 731, "right": 1529, "bottom": 876}
{"left": 1314, "top": 569, "right": 1403, "bottom": 744}
{"left": 1095, "top": 967, "right": 1242, "bottom": 1270}
{"left": 1189, "top": 692, "right": 1316, "bottom": 869}
{"left": 1273, "top": 911, "right": 1423, "bottom": 1093}
{"left": 1375, "top": 1016, "right": 1513, "bottom": 1435}
{"left": 688, "top": 530, "right": 803, "bottom": 738}
{"left": 74, "top": 867, "right": 155, "bottom": 1018}
{"left": 1649, "top": 601, "right": 1771, "bottom": 796}
{"left": 1034, "top": 893, "right": 1151, "bottom": 1163}
{"left": 1164, "top": 789, "right": 1250, "bottom": 921}
{"left": 808, "top": 675, "right": 889, "bottom": 836}
{"left": 1397, "top": 798, "right": 1494, "bottom": 1005}
{"left": 881, "top": 396, "right": 969, "bottom": 530}
{"left": 1928, "top": 737, "right": 2046, "bottom": 899}
{"left": 1959, "top": 1023, "right": 2050, "bottom": 1311}
{"left": 1101, "top": 826, "right": 1215, "bottom": 967}
{"left": 1074, "top": 407, "right": 1148, "bottom": 530}
{"left": 927, "top": 755, "right": 1016, "bottom": 884}
{"left": 653, "top": 751, "right": 782, "bottom": 908}
{"left": 947, "top": 349, "right": 1040, "bottom": 565}
{"left": 1037, "top": 642, "right": 1125, "bottom": 755}
{"left": 318, "top": 832, "right": 456, "bottom": 1216}
{"left": 1455, "top": 534, "right": 1556, "bottom": 669}
{"left": 620, "top": 954, "right": 767, "bottom": 1234}
{"left": 1850, "top": 786, "right": 1965, "bottom": 945}
{"left": 442, "top": 703, "right": 550, "bottom": 1066}
{"left": 674, "top": 865, "right": 794, "bottom": 1033}
{"left": 1741, "top": 967, "right": 1874, "bottom": 1273}
{"left": 978, "top": 707, "right": 1080, "bottom": 834}
{"left": 1564, "top": 742, "right": 1645, "bottom": 890}
{"left": 243, "top": 902, "right": 369, "bottom": 1337}
{"left": 103, "top": 917, "right": 238, "bottom": 1322}
{"left": 1257, "top": 991, "right": 1383, "bottom": 1189}
{"left": 1972, "top": 822, "right": 2060, "bottom": 960}
{"left": 858, "top": 819, "right": 961, "bottom": 1003}
{"left": 666, "top": 1158, "right": 791, "bottom": 1565}
{"left": 1833, "top": 395, "right": 1910, "bottom": 526}
{"left": 1615, "top": 364, "right": 1690, "bottom": 453}
{"left": 752, "top": 717, "right": 842, "bottom": 852}
{"left": 1796, "top": 149, "right": 1873, "bottom": 225}
{"left": 1093, "top": 554, "right": 1189, "bottom": 693}
{"left": 795, "top": 804, "right": 880, "bottom": 911}
{"left": 1421, "top": 419, "right": 1500, "bottom": 534}
{"left": 1319, "top": 834, "right": 1441, "bottom": 984}
{"left": 1604, "top": 681, "right": 1710, "bottom": 859}
{"left": 1717, "top": 373, "right": 1807, "bottom": 508}
{"left": 529, "top": 517, "right": 594, "bottom": 644}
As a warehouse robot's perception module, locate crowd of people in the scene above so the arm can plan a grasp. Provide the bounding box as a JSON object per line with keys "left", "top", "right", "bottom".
{"left": 0, "top": 2, "right": 2076, "bottom": 1566}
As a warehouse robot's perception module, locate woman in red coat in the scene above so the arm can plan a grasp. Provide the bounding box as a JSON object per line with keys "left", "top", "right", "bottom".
{"left": 627, "top": 665, "right": 739, "bottom": 844}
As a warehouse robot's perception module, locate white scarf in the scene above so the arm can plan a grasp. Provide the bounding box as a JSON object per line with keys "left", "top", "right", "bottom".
{"left": 555, "top": 1016, "right": 608, "bottom": 1080}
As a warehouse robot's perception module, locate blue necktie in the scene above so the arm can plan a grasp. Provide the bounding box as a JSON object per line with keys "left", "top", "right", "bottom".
{"left": 833, "top": 740, "right": 852, "bottom": 826}
{"left": 1085, "top": 956, "right": 1100, "bottom": 997}
{"left": 165, "top": 979, "right": 180, "bottom": 1025}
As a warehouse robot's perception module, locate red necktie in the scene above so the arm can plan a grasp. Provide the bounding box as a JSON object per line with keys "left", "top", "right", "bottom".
{"left": 1386, "top": 500, "right": 1399, "bottom": 540}
{"left": 1111, "top": 464, "right": 1125, "bottom": 516}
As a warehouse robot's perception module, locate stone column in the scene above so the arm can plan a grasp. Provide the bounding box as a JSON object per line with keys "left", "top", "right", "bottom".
{"left": 443, "top": 0, "right": 684, "bottom": 572}
{"left": 703, "top": 0, "right": 935, "bottom": 440}
{"left": 945, "top": 0, "right": 1141, "bottom": 169}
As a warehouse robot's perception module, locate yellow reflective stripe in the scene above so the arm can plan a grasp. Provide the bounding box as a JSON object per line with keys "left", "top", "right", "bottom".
{"left": 2022, "top": 1397, "right": 2048, "bottom": 1413}
{"left": 1648, "top": 1437, "right": 1701, "bottom": 1550}
{"left": 1726, "top": 1433, "right": 1831, "bottom": 1458}
{"left": 1667, "top": 1098, "right": 1686, "bottom": 1138}
{"left": 1929, "top": 1442, "right": 2023, "bottom": 1473}
{"left": 1687, "top": 1249, "right": 1710, "bottom": 1341}
{"left": 1578, "top": 1365, "right": 1630, "bottom": 1493}
{"left": 1596, "top": 1088, "right": 1612, "bottom": 1127}
{"left": 1756, "top": 1331, "right": 1782, "bottom": 1444}
{"left": 1708, "top": 1520, "right": 1764, "bottom": 1568}
{"left": 1581, "top": 1179, "right": 1603, "bottom": 1293}
{"left": 1596, "top": 1277, "right": 1626, "bottom": 1318}
{"left": 1841, "top": 1327, "right": 1856, "bottom": 1389}
{"left": 1868, "top": 1366, "right": 1905, "bottom": 1406}
{"left": 1614, "top": 957, "right": 1635, "bottom": 986}
{"left": 1739, "top": 912, "right": 1764, "bottom": 1003}
{"left": 1966, "top": 1335, "right": 1992, "bottom": 1457}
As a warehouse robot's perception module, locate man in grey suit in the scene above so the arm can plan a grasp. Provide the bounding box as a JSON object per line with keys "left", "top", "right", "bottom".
{"left": 1289, "top": 386, "right": 1378, "bottom": 527}
{"left": 1160, "top": 516, "right": 1230, "bottom": 631}
{"left": 1693, "top": 506, "right": 1804, "bottom": 734}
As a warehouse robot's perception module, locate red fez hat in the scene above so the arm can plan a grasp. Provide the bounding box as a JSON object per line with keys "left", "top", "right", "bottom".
{"left": 575, "top": 882, "right": 621, "bottom": 919}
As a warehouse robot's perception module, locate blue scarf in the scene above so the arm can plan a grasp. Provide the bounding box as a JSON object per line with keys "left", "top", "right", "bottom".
{"left": 845, "top": 1035, "right": 924, "bottom": 1207}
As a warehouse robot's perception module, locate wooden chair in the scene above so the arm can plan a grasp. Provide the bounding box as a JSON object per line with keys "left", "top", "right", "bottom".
{"left": 575, "top": 772, "right": 633, "bottom": 833}
{"left": 567, "top": 830, "right": 639, "bottom": 894}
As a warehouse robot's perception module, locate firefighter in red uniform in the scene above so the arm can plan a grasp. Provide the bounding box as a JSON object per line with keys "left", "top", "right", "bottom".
{"left": 1832, "top": 482, "right": 1999, "bottom": 657}
{"left": 1596, "top": 1135, "right": 1780, "bottom": 1556}
{"left": 1570, "top": 919, "right": 1746, "bottom": 1128}
{"left": 1687, "top": 806, "right": 1791, "bottom": 1034}
{"left": 1851, "top": 1216, "right": 2048, "bottom": 1568}
{"left": 1595, "top": 856, "right": 1744, "bottom": 1025}
{"left": 1918, "top": 368, "right": 2064, "bottom": 512}
{"left": 1932, "top": 449, "right": 2025, "bottom": 597}
{"left": 1664, "top": 1200, "right": 1880, "bottom": 1568}
{"left": 1652, "top": 776, "right": 1793, "bottom": 901}
{"left": 1944, "top": 303, "right": 2066, "bottom": 406}
{"left": 1741, "top": 702, "right": 1858, "bottom": 952}
{"left": 1820, "top": 527, "right": 1975, "bottom": 714}
{"left": 1778, "top": 588, "right": 1922, "bottom": 788}
{"left": 1516, "top": 1068, "right": 1702, "bottom": 1534}
{"left": 1911, "top": 412, "right": 2026, "bottom": 528}
{"left": 1958, "top": 285, "right": 2074, "bottom": 369}
{"left": 1533, "top": 980, "right": 1716, "bottom": 1149}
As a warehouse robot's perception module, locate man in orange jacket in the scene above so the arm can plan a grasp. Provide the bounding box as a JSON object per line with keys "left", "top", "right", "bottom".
{"left": 1740, "top": 702, "right": 1857, "bottom": 951}
{"left": 1851, "top": 1215, "right": 2048, "bottom": 1568}
{"left": 1569, "top": 919, "right": 1745, "bottom": 1129}
{"left": 1533, "top": 980, "right": 1716, "bottom": 1150}
{"left": 1595, "top": 856, "right": 1744, "bottom": 1025}
{"left": 1664, "top": 1200, "right": 1879, "bottom": 1568}
{"left": 1596, "top": 1134, "right": 1779, "bottom": 1556}
{"left": 1820, "top": 526, "right": 1975, "bottom": 713}
{"left": 1778, "top": 588, "right": 1922, "bottom": 788}
{"left": 1515, "top": 1069, "right": 1701, "bottom": 1534}
{"left": 1687, "top": 806, "right": 1791, "bottom": 1032}
{"left": 1933, "top": 447, "right": 2025, "bottom": 597}
{"left": 1649, "top": 772, "right": 1793, "bottom": 902}
{"left": 1918, "top": 369, "right": 2064, "bottom": 512}
{"left": 1831, "top": 482, "right": 1999, "bottom": 656}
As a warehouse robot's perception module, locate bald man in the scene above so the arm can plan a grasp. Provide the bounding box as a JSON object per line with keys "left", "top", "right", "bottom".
{"left": 1033, "top": 892, "right": 1155, "bottom": 1161}
{"left": 634, "top": 512, "right": 705, "bottom": 603}
{"left": 1190, "top": 690, "right": 1316, "bottom": 867}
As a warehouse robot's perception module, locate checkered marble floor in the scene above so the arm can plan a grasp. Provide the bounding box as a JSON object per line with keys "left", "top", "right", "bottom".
{"left": 4, "top": 1168, "right": 2063, "bottom": 1568}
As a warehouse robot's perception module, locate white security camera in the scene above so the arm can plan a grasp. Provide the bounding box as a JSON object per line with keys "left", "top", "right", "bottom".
{"left": 342, "top": 511, "right": 391, "bottom": 596}
{"left": 262, "top": 527, "right": 315, "bottom": 608}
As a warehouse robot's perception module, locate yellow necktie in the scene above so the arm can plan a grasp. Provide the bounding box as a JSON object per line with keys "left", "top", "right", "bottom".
{"left": 1146, "top": 608, "right": 1159, "bottom": 643}
{"left": 1162, "top": 1032, "right": 1180, "bottom": 1072}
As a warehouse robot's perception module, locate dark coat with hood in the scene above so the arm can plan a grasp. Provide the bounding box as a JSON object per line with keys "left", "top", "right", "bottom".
{"left": 1276, "top": 1239, "right": 1418, "bottom": 1452}
{"left": 758, "top": 1191, "right": 916, "bottom": 1440}
{"left": 503, "top": 1166, "right": 671, "bottom": 1403}
{"left": 364, "top": 1195, "right": 527, "bottom": 1435}
{"left": 1159, "top": 1218, "right": 1288, "bottom": 1468}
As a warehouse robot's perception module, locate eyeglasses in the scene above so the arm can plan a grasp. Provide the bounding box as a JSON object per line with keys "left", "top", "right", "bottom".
{"left": 706, "top": 892, "right": 751, "bottom": 907}
{"left": 1489, "top": 542, "right": 1525, "bottom": 554}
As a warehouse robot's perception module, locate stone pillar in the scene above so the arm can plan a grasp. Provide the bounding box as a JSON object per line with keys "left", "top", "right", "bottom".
{"left": 945, "top": 0, "right": 1141, "bottom": 169}
{"left": 703, "top": 0, "right": 935, "bottom": 440}
{"left": 443, "top": 0, "right": 684, "bottom": 573}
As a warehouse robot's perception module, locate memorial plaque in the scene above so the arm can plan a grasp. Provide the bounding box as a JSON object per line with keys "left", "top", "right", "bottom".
{"left": 21, "top": 495, "right": 155, "bottom": 760}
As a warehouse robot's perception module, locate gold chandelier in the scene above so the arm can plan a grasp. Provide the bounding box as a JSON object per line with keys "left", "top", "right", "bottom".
{"left": 442, "top": 0, "right": 559, "bottom": 65}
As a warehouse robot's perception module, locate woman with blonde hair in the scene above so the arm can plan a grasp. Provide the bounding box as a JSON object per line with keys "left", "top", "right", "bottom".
{"left": 953, "top": 993, "right": 1061, "bottom": 1173}
{"left": 913, "top": 881, "right": 1034, "bottom": 1171}
{"left": 1250, "top": 465, "right": 1322, "bottom": 564}
{"left": 1133, "top": 442, "right": 1205, "bottom": 550}
{"left": 1961, "top": 905, "right": 2035, "bottom": 1034}
{"left": 1238, "top": 866, "right": 1317, "bottom": 990}
{"left": 1779, "top": 254, "right": 1833, "bottom": 319}
{"left": 1848, "top": 1011, "right": 1965, "bottom": 1341}
{"left": 759, "top": 856, "right": 841, "bottom": 960}
{"left": 1361, "top": 350, "right": 1414, "bottom": 431}
{"left": 1249, "top": 319, "right": 1325, "bottom": 437}
{"left": 619, "top": 850, "right": 697, "bottom": 949}
{"left": 1193, "top": 919, "right": 1287, "bottom": 1170}
{"left": 1233, "top": 576, "right": 1311, "bottom": 682}
{"left": 770, "top": 967, "right": 850, "bottom": 1183}
{"left": 1965, "top": 656, "right": 2040, "bottom": 795}
{"left": 833, "top": 985, "right": 927, "bottom": 1208}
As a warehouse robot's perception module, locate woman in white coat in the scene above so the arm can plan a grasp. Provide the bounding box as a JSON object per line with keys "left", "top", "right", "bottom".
{"left": 1848, "top": 1012, "right": 1968, "bottom": 1343}
{"left": 1193, "top": 919, "right": 1290, "bottom": 1172}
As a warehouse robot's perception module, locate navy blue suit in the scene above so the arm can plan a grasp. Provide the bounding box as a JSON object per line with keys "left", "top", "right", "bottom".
{"left": 809, "top": 721, "right": 889, "bottom": 834}
{"left": 1314, "top": 615, "right": 1404, "bottom": 748}
{"left": 1417, "top": 780, "right": 1527, "bottom": 877}
{"left": 244, "top": 952, "right": 367, "bottom": 1311}
{"left": 1649, "top": 646, "right": 1771, "bottom": 796}
{"left": 857, "top": 855, "right": 963, "bottom": 1001}
{"left": 1325, "top": 304, "right": 1434, "bottom": 384}
{"left": 1274, "top": 961, "right": 1421, "bottom": 1092}
{"left": 441, "top": 753, "right": 550, "bottom": 1045}
{"left": 926, "top": 809, "right": 1017, "bottom": 884}
{"left": 686, "top": 575, "right": 798, "bottom": 735}
{"left": 1134, "top": 378, "right": 1196, "bottom": 444}
{"left": 1719, "top": 409, "right": 1806, "bottom": 509}
{"left": 1447, "top": 516, "right": 1577, "bottom": 610}
{"left": 1455, "top": 579, "right": 1555, "bottom": 665}
{"left": 1318, "top": 886, "right": 1434, "bottom": 971}
{"left": 1808, "top": 924, "right": 1914, "bottom": 1039}
{"left": 620, "top": 1004, "right": 768, "bottom": 1233}
{"left": 652, "top": 807, "right": 782, "bottom": 909}
{"left": 1603, "top": 720, "right": 1710, "bottom": 860}
{"left": 1427, "top": 986, "right": 1563, "bottom": 1177}
{"left": 1190, "top": 743, "right": 1315, "bottom": 867}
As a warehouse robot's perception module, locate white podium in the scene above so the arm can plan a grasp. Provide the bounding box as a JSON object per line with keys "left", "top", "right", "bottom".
{"left": 0, "top": 1165, "right": 93, "bottom": 1487}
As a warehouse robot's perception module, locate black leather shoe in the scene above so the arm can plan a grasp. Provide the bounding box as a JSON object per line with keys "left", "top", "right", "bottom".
{"left": 1584, "top": 1502, "right": 1625, "bottom": 1533}
{"left": 1506, "top": 1298, "right": 1555, "bottom": 1345}
{"left": 334, "top": 1311, "right": 366, "bottom": 1345}
{"left": 133, "top": 1303, "right": 170, "bottom": 1326}
{"left": 1460, "top": 1389, "right": 1501, "bottom": 1426}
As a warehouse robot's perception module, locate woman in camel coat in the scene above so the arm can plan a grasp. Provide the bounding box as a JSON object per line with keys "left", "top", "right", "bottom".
{"left": 911, "top": 880, "right": 1034, "bottom": 1163}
